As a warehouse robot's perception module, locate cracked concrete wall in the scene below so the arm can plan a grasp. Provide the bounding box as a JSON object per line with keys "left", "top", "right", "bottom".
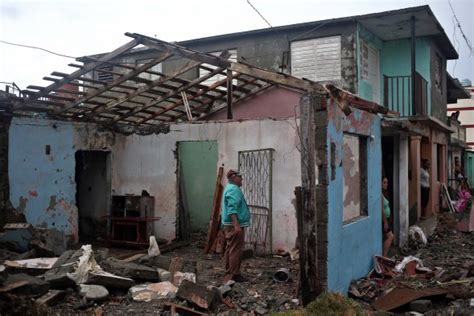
{"left": 111, "top": 118, "right": 302, "bottom": 250}
{"left": 8, "top": 118, "right": 114, "bottom": 243}
{"left": 318, "top": 100, "right": 382, "bottom": 293}
{"left": 117, "top": 22, "right": 358, "bottom": 93}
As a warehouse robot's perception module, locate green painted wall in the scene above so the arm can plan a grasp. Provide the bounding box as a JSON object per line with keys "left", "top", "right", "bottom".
{"left": 178, "top": 141, "right": 218, "bottom": 231}
{"left": 380, "top": 37, "right": 432, "bottom": 115}
{"left": 466, "top": 151, "right": 474, "bottom": 188}
{"left": 356, "top": 23, "right": 433, "bottom": 116}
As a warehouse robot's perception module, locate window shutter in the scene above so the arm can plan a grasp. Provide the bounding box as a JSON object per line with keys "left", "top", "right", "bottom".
{"left": 291, "top": 36, "right": 341, "bottom": 82}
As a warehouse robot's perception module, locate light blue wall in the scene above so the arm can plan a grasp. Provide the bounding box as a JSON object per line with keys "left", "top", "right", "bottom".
{"left": 8, "top": 117, "right": 114, "bottom": 242}
{"left": 356, "top": 23, "right": 433, "bottom": 115}
{"left": 326, "top": 104, "right": 382, "bottom": 293}
{"left": 9, "top": 118, "right": 78, "bottom": 239}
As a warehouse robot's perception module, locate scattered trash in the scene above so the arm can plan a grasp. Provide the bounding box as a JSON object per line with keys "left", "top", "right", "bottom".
{"left": 173, "top": 271, "right": 196, "bottom": 286}
{"left": 148, "top": 236, "right": 161, "bottom": 256}
{"left": 409, "top": 225, "right": 428, "bottom": 245}
{"left": 273, "top": 268, "right": 290, "bottom": 282}
{"left": 4, "top": 257, "right": 58, "bottom": 273}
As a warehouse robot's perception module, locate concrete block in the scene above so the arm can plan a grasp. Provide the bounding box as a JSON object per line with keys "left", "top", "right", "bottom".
{"left": 3, "top": 273, "right": 50, "bottom": 296}
{"left": 157, "top": 268, "right": 171, "bottom": 282}
{"left": 176, "top": 280, "right": 219, "bottom": 310}
{"left": 101, "top": 258, "right": 160, "bottom": 281}
{"left": 86, "top": 272, "right": 135, "bottom": 289}
{"left": 79, "top": 284, "right": 109, "bottom": 301}
{"left": 43, "top": 249, "right": 82, "bottom": 288}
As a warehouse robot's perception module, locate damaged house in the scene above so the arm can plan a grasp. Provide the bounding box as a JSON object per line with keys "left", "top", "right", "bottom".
{"left": 2, "top": 31, "right": 387, "bottom": 297}
{"left": 0, "top": 4, "right": 468, "bottom": 304}
{"left": 90, "top": 5, "right": 468, "bottom": 247}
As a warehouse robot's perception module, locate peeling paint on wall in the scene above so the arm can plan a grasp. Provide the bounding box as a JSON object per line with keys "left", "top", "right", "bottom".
{"left": 9, "top": 118, "right": 114, "bottom": 243}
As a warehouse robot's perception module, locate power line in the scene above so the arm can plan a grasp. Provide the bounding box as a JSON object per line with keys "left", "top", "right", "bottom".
{"left": 0, "top": 39, "right": 76, "bottom": 59}
{"left": 247, "top": 0, "right": 273, "bottom": 28}
{"left": 447, "top": 0, "right": 473, "bottom": 55}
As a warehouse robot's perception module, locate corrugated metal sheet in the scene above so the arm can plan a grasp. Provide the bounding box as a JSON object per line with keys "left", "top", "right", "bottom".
{"left": 290, "top": 36, "right": 341, "bottom": 82}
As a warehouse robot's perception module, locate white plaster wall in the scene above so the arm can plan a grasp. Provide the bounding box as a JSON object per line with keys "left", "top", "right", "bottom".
{"left": 111, "top": 118, "right": 301, "bottom": 251}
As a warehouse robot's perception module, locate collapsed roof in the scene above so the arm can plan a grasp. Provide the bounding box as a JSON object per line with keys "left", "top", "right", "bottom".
{"left": 7, "top": 34, "right": 386, "bottom": 132}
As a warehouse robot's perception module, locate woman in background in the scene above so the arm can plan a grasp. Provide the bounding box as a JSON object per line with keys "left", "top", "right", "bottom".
{"left": 382, "top": 177, "right": 395, "bottom": 257}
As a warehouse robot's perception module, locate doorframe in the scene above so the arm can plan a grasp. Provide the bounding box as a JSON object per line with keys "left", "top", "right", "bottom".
{"left": 74, "top": 150, "right": 112, "bottom": 241}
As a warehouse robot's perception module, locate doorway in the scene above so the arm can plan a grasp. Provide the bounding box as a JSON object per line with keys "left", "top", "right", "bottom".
{"left": 177, "top": 141, "right": 218, "bottom": 235}
{"left": 75, "top": 150, "right": 111, "bottom": 242}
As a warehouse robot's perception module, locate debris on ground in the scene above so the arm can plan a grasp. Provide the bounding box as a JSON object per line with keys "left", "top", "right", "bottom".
{"left": 350, "top": 212, "right": 474, "bottom": 315}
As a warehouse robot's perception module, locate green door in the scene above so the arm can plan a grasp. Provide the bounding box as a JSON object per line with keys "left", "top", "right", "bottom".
{"left": 178, "top": 141, "right": 218, "bottom": 232}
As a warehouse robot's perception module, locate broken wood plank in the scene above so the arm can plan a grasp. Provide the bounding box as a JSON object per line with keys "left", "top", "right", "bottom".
{"left": 120, "top": 253, "right": 146, "bottom": 263}
{"left": 0, "top": 280, "right": 29, "bottom": 292}
{"left": 226, "top": 69, "right": 233, "bottom": 119}
{"left": 204, "top": 166, "right": 224, "bottom": 254}
{"left": 164, "top": 302, "right": 206, "bottom": 316}
{"left": 35, "top": 289, "right": 65, "bottom": 306}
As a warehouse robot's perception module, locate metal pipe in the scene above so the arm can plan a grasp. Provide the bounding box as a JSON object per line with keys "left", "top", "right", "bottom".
{"left": 411, "top": 16, "right": 416, "bottom": 115}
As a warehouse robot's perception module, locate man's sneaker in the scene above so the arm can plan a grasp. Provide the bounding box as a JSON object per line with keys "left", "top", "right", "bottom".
{"left": 232, "top": 274, "right": 248, "bottom": 282}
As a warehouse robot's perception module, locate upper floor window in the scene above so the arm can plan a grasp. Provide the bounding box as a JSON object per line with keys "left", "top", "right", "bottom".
{"left": 290, "top": 35, "right": 341, "bottom": 82}
{"left": 95, "top": 65, "right": 113, "bottom": 82}
{"left": 199, "top": 49, "right": 237, "bottom": 87}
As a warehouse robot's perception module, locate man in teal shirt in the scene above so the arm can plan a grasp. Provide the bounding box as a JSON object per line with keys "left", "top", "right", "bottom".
{"left": 221, "top": 169, "right": 250, "bottom": 283}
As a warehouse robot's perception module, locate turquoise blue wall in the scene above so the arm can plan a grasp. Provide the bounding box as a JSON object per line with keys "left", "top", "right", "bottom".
{"left": 326, "top": 103, "right": 382, "bottom": 293}
{"left": 466, "top": 151, "right": 474, "bottom": 188}
{"left": 357, "top": 23, "right": 433, "bottom": 116}
{"left": 9, "top": 118, "right": 78, "bottom": 239}
{"left": 357, "top": 24, "right": 382, "bottom": 102}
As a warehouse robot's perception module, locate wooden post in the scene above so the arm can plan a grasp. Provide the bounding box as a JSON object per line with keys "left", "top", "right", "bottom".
{"left": 227, "top": 69, "right": 233, "bottom": 119}
{"left": 298, "top": 93, "right": 321, "bottom": 305}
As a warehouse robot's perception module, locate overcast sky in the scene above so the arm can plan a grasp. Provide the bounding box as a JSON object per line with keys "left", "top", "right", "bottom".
{"left": 0, "top": 0, "right": 472, "bottom": 90}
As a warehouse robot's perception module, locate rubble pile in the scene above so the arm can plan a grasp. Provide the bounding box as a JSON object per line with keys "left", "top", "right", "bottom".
{"left": 350, "top": 212, "right": 474, "bottom": 314}
{"left": 0, "top": 224, "right": 300, "bottom": 315}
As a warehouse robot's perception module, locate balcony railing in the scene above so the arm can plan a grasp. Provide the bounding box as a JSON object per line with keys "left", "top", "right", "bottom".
{"left": 383, "top": 72, "right": 428, "bottom": 117}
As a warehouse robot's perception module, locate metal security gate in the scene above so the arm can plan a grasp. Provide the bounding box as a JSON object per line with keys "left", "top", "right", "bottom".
{"left": 238, "top": 148, "right": 273, "bottom": 255}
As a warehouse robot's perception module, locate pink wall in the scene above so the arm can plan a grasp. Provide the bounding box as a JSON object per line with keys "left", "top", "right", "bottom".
{"left": 203, "top": 87, "right": 302, "bottom": 121}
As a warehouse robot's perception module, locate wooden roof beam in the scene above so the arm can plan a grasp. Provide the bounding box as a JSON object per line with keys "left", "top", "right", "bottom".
{"left": 30, "top": 39, "right": 138, "bottom": 101}
{"left": 110, "top": 65, "right": 228, "bottom": 123}
{"left": 134, "top": 71, "right": 239, "bottom": 125}
{"left": 84, "top": 59, "right": 203, "bottom": 119}
{"left": 229, "top": 62, "right": 326, "bottom": 94}
{"left": 55, "top": 53, "right": 172, "bottom": 115}
{"left": 127, "top": 32, "right": 231, "bottom": 68}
